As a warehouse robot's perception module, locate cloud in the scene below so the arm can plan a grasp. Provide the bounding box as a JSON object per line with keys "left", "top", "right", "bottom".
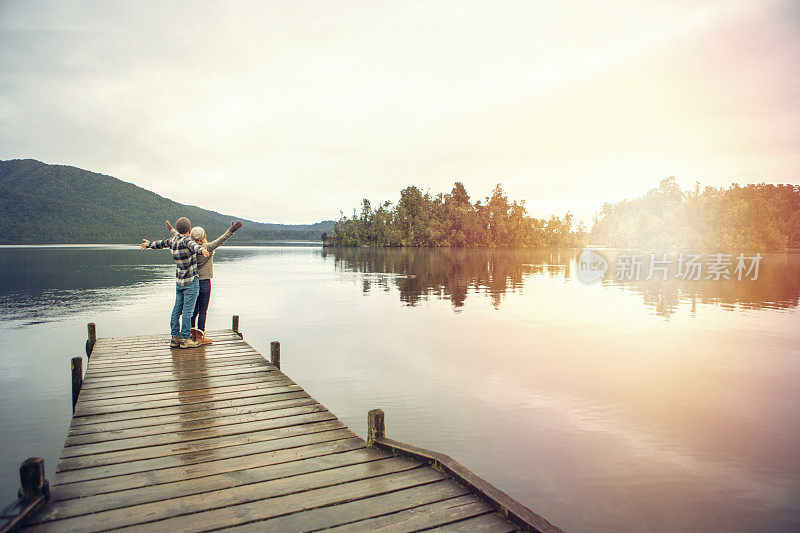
{"left": 0, "top": 0, "right": 797, "bottom": 223}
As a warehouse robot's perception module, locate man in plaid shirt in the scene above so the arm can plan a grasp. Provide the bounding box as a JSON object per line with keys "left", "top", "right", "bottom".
{"left": 140, "top": 216, "right": 210, "bottom": 349}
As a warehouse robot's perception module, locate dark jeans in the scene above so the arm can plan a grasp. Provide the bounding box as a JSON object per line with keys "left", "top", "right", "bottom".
{"left": 191, "top": 278, "right": 212, "bottom": 331}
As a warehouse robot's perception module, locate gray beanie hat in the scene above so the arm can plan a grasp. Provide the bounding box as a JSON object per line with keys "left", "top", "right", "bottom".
{"left": 175, "top": 217, "right": 191, "bottom": 234}
{"left": 190, "top": 226, "right": 206, "bottom": 242}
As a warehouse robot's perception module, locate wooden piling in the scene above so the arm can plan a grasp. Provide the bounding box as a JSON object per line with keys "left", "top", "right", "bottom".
{"left": 0, "top": 458, "right": 50, "bottom": 533}
{"left": 232, "top": 315, "right": 242, "bottom": 338}
{"left": 270, "top": 341, "right": 281, "bottom": 369}
{"left": 367, "top": 408, "right": 385, "bottom": 446}
{"left": 85, "top": 322, "right": 96, "bottom": 358}
{"left": 18, "top": 458, "right": 46, "bottom": 501}
{"left": 70, "top": 357, "right": 82, "bottom": 413}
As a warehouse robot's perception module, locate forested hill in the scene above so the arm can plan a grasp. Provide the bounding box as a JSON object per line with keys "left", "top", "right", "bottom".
{"left": 0, "top": 159, "right": 333, "bottom": 244}
{"left": 590, "top": 177, "right": 800, "bottom": 249}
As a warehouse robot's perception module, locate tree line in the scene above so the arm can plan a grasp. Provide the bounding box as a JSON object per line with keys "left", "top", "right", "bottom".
{"left": 325, "top": 182, "right": 586, "bottom": 247}
{"left": 326, "top": 178, "right": 800, "bottom": 249}
{"left": 590, "top": 177, "right": 800, "bottom": 249}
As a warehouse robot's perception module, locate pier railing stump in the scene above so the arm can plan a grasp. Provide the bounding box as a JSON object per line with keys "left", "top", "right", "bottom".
{"left": 367, "top": 409, "right": 385, "bottom": 446}
{"left": 270, "top": 341, "right": 281, "bottom": 369}
{"left": 71, "top": 357, "right": 83, "bottom": 413}
{"left": 18, "top": 458, "right": 48, "bottom": 502}
{"left": 85, "top": 323, "right": 96, "bottom": 358}
{"left": 232, "top": 315, "right": 242, "bottom": 338}
{"left": 1, "top": 457, "right": 51, "bottom": 532}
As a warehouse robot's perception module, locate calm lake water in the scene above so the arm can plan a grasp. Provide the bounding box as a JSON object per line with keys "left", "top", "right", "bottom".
{"left": 1, "top": 245, "right": 799, "bottom": 532}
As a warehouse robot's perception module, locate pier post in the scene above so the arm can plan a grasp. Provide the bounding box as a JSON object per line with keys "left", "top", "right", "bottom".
{"left": 18, "top": 457, "right": 48, "bottom": 501}
{"left": 367, "top": 409, "right": 385, "bottom": 446}
{"left": 71, "top": 357, "right": 83, "bottom": 413}
{"left": 270, "top": 341, "right": 280, "bottom": 369}
{"left": 232, "top": 315, "right": 242, "bottom": 338}
{"left": 86, "top": 322, "right": 96, "bottom": 358}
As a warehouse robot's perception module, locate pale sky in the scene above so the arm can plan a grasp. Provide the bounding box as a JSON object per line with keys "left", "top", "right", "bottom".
{"left": 1, "top": 0, "right": 798, "bottom": 224}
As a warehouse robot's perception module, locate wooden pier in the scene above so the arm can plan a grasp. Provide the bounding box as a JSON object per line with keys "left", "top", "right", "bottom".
{"left": 9, "top": 320, "right": 561, "bottom": 532}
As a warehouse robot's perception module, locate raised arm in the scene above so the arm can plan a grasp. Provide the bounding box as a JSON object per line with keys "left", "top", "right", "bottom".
{"left": 205, "top": 221, "right": 242, "bottom": 252}
{"left": 166, "top": 219, "right": 178, "bottom": 236}
{"left": 141, "top": 238, "right": 169, "bottom": 250}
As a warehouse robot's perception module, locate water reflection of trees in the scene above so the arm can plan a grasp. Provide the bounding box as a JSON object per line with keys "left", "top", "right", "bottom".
{"left": 604, "top": 252, "right": 800, "bottom": 317}
{"left": 324, "top": 247, "right": 800, "bottom": 316}
{"left": 324, "top": 248, "right": 575, "bottom": 309}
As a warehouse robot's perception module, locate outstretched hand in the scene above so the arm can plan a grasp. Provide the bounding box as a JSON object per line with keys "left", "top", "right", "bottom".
{"left": 140, "top": 239, "right": 149, "bottom": 250}
{"left": 230, "top": 220, "right": 242, "bottom": 233}
{"left": 165, "top": 220, "right": 173, "bottom": 231}
{"left": 201, "top": 247, "right": 210, "bottom": 257}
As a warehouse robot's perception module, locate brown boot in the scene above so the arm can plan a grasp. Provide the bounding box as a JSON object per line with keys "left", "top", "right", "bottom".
{"left": 198, "top": 331, "right": 213, "bottom": 345}
{"left": 180, "top": 337, "right": 201, "bottom": 349}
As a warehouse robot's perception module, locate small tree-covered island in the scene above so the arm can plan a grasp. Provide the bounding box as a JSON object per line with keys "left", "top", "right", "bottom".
{"left": 325, "top": 178, "right": 800, "bottom": 249}
{"left": 327, "top": 182, "right": 586, "bottom": 248}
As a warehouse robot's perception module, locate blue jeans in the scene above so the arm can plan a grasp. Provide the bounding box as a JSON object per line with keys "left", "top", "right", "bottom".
{"left": 171, "top": 277, "right": 199, "bottom": 339}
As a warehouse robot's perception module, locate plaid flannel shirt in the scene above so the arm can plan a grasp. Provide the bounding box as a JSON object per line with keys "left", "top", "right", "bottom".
{"left": 147, "top": 234, "right": 204, "bottom": 286}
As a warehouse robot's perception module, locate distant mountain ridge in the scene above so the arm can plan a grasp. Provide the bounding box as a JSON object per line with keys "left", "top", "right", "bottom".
{"left": 0, "top": 159, "right": 334, "bottom": 244}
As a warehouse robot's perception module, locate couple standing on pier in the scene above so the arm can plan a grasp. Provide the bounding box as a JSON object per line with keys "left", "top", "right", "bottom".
{"left": 140, "top": 216, "right": 242, "bottom": 349}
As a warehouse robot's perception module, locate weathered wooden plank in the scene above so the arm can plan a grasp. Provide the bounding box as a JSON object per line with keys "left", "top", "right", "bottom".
{"left": 84, "top": 354, "right": 265, "bottom": 376}
{"left": 321, "top": 494, "right": 492, "bottom": 532}
{"left": 75, "top": 374, "right": 291, "bottom": 409}
{"left": 69, "top": 389, "right": 309, "bottom": 426}
{"left": 74, "top": 383, "right": 301, "bottom": 417}
{"left": 81, "top": 363, "right": 271, "bottom": 388}
{"left": 113, "top": 469, "right": 446, "bottom": 533}
{"left": 96, "top": 329, "right": 232, "bottom": 340}
{"left": 88, "top": 345, "right": 256, "bottom": 361}
{"left": 88, "top": 341, "right": 249, "bottom": 358}
{"left": 90, "top": 337, "right": 244, "bottom": 351}
{"left": 425, "top": 512, "right": 518, "bottom": 532}
{"left": 86, "top": 346, "right": 259, "bottom": 365}
{"left": 75, "top": 372, "right": 281, "bottom": 399}
{"left": 66, "top": 403, "right": 327, "bottom": 446}
{"left": 28, "top": 460, "right": 429, "bottom": 532}
{"left": 76, "top": 372, "right": 287, "bottom": 402}
{"left": 92, "top": 329, "right": 232, "bottom": 342}
{"left": 56, "top": 419, "right": 348, "bottom": 472}
{"left": 224, "top": 482, "right": 478, "bottom": 533}
{"left": 61, "top": 410, "right": 337, "bottom": 458}
{"left": 51, "top": 436, "right": 365, "bottom": 500}
{"left": 52, "top": 427, "right": 358, "bottom": 485}
{"left": 89, "top": 336, "right": 247, "bottom": 352}
{"left": 81, "top": 363, "right": 271, "bottom": 387}
{"left": 87, "top": 344, "right": 253, "bottom": 361}
{"left": 33, "top": 447, "right": 391, "bottom": 523}
{"left": 88, "top": 339, "right": 251, "bottom": 354}
{"left": 68, "top": 396, "right": 318, "bottom": 436}
{"left": 86, "top": 361, "right": 275, "bottom": 382}
{"left": 52, "top": 432, "right": 361, "bottom": 494}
